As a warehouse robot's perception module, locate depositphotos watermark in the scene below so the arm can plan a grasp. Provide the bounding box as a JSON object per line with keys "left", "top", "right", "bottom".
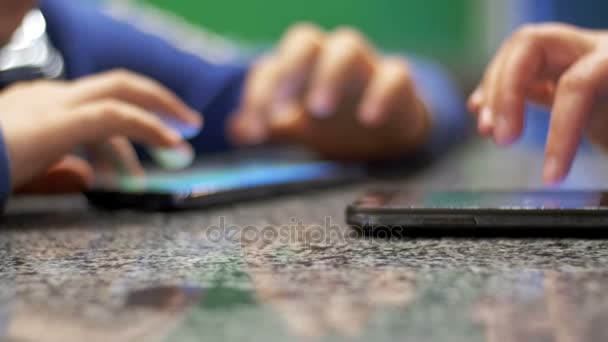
{"left": 201, "top": 216, "right": 401, "bottom": 246}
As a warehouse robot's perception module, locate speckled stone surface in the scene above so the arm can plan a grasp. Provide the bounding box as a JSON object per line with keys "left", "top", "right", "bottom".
{"left": 2, "top": 141, "right": 608, "bottom": 342}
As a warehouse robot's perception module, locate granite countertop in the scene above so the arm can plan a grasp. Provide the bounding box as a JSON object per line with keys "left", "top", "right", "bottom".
{"left": 2, "top": 141, "right": 608, "bottom": 342}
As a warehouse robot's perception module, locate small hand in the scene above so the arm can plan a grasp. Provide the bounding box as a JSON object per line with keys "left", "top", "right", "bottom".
{"left": 469, "top": 23, "right": 608, "bottom": 184}
{"left": 0, "top": 69, "right": 202, "bottom": 192}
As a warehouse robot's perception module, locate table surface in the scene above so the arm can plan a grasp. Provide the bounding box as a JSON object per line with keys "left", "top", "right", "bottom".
{"left": 3, "top": 140, "right": 608, "bottom": 342}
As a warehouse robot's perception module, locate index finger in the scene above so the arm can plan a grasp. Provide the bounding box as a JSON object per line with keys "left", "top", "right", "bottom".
{"left": 71, "top": 70, "right": 203, "bottom": 127}
{"left": 544, "top": 52, "right": 608, "bottom": 184}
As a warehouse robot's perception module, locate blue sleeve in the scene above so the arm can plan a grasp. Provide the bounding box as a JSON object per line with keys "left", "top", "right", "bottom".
{"left": 0, "top": 131, "right": 11, "bottom": 207}
{"left": 39, "top": 0, "right": 247, "bottom": 155}
{"left": 408, "top": 56, "right": 469, "bottom": 160}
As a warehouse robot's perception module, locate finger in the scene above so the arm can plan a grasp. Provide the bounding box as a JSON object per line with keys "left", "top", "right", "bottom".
{"left": 490, "top": 24, "right": 595, "bottom": 145}
{"left": 544, "top": 52, "right": 608, "bottom": 185}
{"left": 74, "top": 100, "right": 184, "bottom": 147}
{"left": 147, "top": 143, "right": 195, "bottom": 171}
{"left": 527, "top": 80, "right": 557, "bottom": 107}
{"left": 522, "top": 24, "right": 596, "bottom": 79}
{"left": 72, "top": 70, "right": 203, "bottom": 127}
{"left": 476, "top": 41, "right": 511, "bottom": 137}
{"left": 273, "top": 23, "right": 324, "bottom": 102}
{"left": 467, "top": 87, "right": 483, "bottom": 114}
{"left": 105, "top": 138, "right": 144, "bottom": 175}
{"left": 490, "top": 34, "right": 544, "bottom": 145}
{"left": 229, "top": 57, "right": 279, "bottom": 145}
{"left": 87, "top": 137, "right": 145, "bottom": 176}
{"left": 232, "top": 25, "right": 324, "bottom": 146}
{"left": 82, "top": 105, "right": 194, "bottom": 171}
{"left": 307, "top": 28, "right": 376, "bottom": 118}
{"left": 358, "top": 58, "right": 416, "bottom": 126}
{"left": 15, "top": 155, "right": 94, "bottom": 194}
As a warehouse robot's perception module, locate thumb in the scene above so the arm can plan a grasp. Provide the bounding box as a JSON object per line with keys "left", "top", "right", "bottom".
{"left": 15, "top": 155, "right": 95, "bottom": 194}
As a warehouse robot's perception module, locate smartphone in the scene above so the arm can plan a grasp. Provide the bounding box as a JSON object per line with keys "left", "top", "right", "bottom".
{"left": 347, "top": 189, "right": 608, "bottom": 236}
{"left": 85, "top": 160, "right": 364, "bottom": 211}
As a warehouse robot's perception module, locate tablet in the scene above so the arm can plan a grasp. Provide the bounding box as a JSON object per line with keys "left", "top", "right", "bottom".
{"left": 85, "top": 160, "right": 364, "bottom": 211}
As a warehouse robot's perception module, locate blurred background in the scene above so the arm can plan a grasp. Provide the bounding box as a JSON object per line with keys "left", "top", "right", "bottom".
{"left": 105, "top": 1, "right": 525, "bottom": 90}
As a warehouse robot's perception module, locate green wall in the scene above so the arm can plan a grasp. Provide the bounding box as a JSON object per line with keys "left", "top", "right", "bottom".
{"left": 138, "top": 0, "right": 480, "bottom": 66}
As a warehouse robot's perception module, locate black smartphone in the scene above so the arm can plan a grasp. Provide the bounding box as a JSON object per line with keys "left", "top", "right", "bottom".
{"left": 85, "top": 160, "right": 364, "bottom": 211}
{"left": 347, "top": 189, "right": 608, "bottom": 237}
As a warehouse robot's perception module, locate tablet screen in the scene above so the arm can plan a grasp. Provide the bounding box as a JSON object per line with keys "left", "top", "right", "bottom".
{"left": 99, "top": 160, "right": 363, "bottom": 196}
{"left": 355, "top": 190, "right": 608, "bottom": 210}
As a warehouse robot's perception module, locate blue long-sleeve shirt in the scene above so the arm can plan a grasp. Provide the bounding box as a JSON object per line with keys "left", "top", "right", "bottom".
{"left": 0, "top": 0, "right": 466, "bottom": 205}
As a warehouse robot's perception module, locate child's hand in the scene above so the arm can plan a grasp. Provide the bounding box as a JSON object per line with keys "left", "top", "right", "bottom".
{"left": 229, "top": 24, "right": 432, "bottom": 161}
{"left": 468, "top": 23, "right": 608, "bottom": 184}
{"left": 0, "top": 70, "right": 202, "bottom": 192}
